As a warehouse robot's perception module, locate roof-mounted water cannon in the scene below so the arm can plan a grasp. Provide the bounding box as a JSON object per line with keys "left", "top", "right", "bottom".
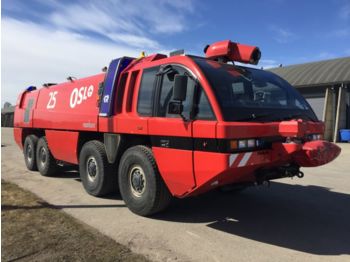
{"left": 204, "top": 40, "right": 261, "bottom": 65}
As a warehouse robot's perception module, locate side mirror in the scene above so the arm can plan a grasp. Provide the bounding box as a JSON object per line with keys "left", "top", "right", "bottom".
{"left": 173, "top": 75, "right": 188, "bottom": 101}
{"left": 168, "top": 101, "right": 183, "bottom": 115}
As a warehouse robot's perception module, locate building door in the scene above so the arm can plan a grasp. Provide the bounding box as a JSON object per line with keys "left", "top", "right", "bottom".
{"left": 306, "top": 96, "right": 325, "bottom": 120}
{"left": 298, "top": 87, "right": 326, "bottom": 121}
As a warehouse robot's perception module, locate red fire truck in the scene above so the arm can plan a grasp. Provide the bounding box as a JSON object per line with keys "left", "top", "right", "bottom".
{"left": 14, "top": 40, "right": 341, "bottom": 216}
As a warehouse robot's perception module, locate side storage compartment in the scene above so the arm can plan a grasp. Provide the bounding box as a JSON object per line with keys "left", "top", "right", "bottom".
{"left": 45, "top": 130, "right": 79, "bottom": 164}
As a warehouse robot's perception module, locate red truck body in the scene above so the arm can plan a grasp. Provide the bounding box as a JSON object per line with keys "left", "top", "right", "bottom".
{"left": 14, "top": 40, "right": 341, "bottom": 215}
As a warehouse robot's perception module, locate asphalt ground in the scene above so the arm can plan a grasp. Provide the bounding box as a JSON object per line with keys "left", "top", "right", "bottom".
{"left": 2, "top": 127, "right": 350, "bottom": 262}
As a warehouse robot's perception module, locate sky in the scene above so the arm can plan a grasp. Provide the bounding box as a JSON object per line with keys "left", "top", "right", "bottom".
{"left": 1, "top": 0, "right": 350, "bottom": 105}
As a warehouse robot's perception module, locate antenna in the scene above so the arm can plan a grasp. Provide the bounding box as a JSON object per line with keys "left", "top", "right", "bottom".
{"left": 43, "top": 83, "right": 57, "bottom": 87}
{"left": 67, "top": 76, "right": 77, "bottom": 82}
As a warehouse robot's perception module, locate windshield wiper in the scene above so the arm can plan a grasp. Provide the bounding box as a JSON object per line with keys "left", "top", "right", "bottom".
{"left": 235, "top": 113, "right": 271, "bottom": 121}
{"left": 280, "top": 113, "right": 315, "bottom": 121}
{"left": 235, "top": 112, "right": 315, "bottom": 122}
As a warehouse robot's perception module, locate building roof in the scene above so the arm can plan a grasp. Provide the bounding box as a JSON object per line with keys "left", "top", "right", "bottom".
{"left": 268, "top": 56, "right": 350, "bottom": 88}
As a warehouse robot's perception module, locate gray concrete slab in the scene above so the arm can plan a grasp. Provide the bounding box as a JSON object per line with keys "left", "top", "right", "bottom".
{"left": 2, "top": 127, "right": 350, "bottom": 262}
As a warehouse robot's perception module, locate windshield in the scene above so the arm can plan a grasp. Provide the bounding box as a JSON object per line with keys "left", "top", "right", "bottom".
{"left": 193, "top": 57, "right": 318, "bottom": 122}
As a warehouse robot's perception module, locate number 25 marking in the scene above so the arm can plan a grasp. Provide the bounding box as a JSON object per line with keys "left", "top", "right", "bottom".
{"left": 47, "top": 91, "right": 58, "bottom": 109}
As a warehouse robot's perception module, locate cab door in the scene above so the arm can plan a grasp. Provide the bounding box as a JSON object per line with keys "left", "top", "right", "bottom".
{"left": 192, "top": 89, "right": 219, "bottom": 188}
{"left": 147, "top": 65, "right": 196, "bottom": 197}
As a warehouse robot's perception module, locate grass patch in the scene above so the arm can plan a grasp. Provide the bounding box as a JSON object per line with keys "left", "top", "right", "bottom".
{"left": 1, "top": 180, "right": 149, "bottom": 262}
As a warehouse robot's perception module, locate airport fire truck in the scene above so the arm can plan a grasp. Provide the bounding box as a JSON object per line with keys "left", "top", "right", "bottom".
{"left": 14, "top": 40, "right": 341, "bottom": 216}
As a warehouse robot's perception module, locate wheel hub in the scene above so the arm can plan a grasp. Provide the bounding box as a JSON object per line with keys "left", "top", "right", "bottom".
{"left": 26, "top": 144, "right": 33, "bottom": 162}
{"left": 39, "top": 147, "right": 47, "bottom": 164}
{"left": 129, "top": 166, "right": 146, "bottom": 197}
{"left": 86, "top": 157, "right": 98, "bottom": 182}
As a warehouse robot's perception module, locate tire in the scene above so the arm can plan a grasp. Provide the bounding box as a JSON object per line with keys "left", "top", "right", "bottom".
{"left": 118, "top": 145, "right": 172, "bottom": 216}
{"left": 24, "top": 135, "right": 38, "bottom": 171}
{"left": 79, "top": 140, "right": 117, "bottom": 197}
{"left": 36, "top": 137, "right": 58, "bottom": 177}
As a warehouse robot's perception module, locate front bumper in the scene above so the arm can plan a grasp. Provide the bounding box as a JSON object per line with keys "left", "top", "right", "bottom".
{"left": 186, "top": 140, "right": 341, "bottom": 197}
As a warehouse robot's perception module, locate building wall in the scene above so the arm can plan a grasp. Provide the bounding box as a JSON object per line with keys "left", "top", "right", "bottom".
{"left": 1, "top": 112, "right": 14, "bottom": 127}
{"left": 298, "top": 85, "right": 350, "bottom": 142}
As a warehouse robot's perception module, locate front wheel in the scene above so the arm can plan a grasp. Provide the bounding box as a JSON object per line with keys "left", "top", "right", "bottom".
{"left": 118, "top": 145, "right": 172, "bottom": 216}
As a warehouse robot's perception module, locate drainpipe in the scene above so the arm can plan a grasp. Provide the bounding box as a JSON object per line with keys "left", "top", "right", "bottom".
{"left": 331, "top": 86, "right": 337, "bottom": 142}
{"left": 333, "top": 84, "right": 343, "bottom": 142}
{"left": 332, "top": 85, "right": 337, "bottom": 127}
{"left": 346, "top": 83, "right": 350, "bottom": 129}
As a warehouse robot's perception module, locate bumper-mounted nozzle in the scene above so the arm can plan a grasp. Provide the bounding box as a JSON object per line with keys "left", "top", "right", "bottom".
{"left": 293, "top": 140, "right": 341, "bottom": 167}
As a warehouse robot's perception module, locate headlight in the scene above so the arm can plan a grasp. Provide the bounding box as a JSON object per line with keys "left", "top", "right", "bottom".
{"left": 238, "top": 139, "right": 256, "bottom": 149}
{"left": 238, "top": 140, "right": 248, "bottom": 149}
{"left": 308, "top": 134, "right": 323, "bottom": 141}
{"left": 247, "top": 139, "right": 256, "bottom": 147}
{"left": 229, "top": 138, "right": 261, "bottom": 151}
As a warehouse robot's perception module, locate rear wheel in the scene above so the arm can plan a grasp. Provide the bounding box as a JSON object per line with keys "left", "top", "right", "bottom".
{"left": 79, "top": 140, "right": 117, "bottom": 197}
{"left": 24, "top": 135, "right": 38, "bottom": 171}
{"left": 118, "top": 145, "right": 172, "bottom": 216}
{"left": 36, "top": 137, "right": 58, "bottom": 176}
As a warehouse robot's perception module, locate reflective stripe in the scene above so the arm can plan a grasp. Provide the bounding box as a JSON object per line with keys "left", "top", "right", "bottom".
{"left": 238, "top": 152, "right": 252, "bottom": 167}
{"left": 229, "top": 154, "right": 239, "bottom": 166}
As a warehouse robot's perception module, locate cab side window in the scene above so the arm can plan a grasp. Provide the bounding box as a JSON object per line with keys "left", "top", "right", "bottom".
{"left": 137, "top": 66, "right": 159, "bottom": 116}
{"left": 196, "top": 90, "right": 215, "bottom": 120}
{"left": 158, "top": 66, "right": 194, "bottom": 119}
